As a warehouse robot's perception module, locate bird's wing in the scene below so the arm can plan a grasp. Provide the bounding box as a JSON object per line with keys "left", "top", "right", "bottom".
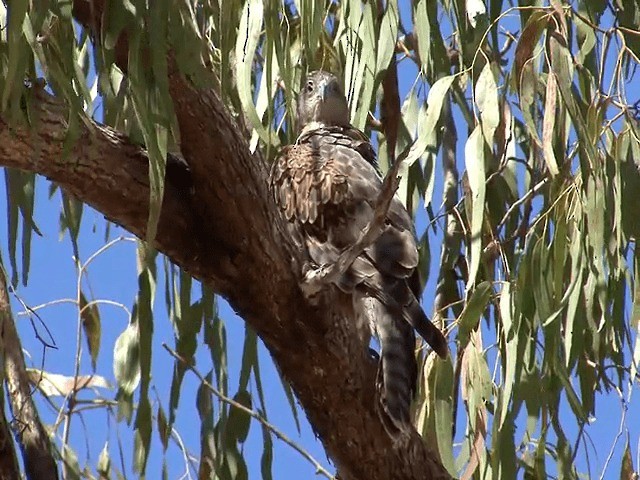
{"left": 270, "top": 128, "right": 447, "bottom": 358}
{"left": 270, "top": 142, "right": 348, "bottom": 225}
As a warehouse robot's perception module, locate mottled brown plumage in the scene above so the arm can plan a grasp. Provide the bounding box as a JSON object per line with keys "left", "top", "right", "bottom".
{"left": 270, "top": 71, "right": 447, "bottom": 437}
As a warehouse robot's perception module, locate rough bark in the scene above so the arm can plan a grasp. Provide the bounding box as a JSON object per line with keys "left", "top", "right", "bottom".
{"left": 0, "top": 2, "right": 454, "bottom": 479}
{"left": 0, "top": 402, "right": 20, "bottom": 480}
{"left": 0, "top": 262, "right": 58, "bottom": 479}
{"left": 0, "top": 292, "right": 21, "bottom": 480}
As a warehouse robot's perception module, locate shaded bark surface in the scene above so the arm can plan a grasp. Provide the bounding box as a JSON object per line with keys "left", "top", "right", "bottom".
{"left": 0, "top": 3, "right": 453, "bottom": 478}
{"left": 0, "top": 259, "right": 58, "bottom": 479}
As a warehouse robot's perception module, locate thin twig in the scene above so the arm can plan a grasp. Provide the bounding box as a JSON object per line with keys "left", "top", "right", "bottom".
{"left": 599, "top": 389, "right": 626, "bottom": 480}
{"left": 169, "top": 426, "right": 196, "bottom": 480}
{"left": 496, "top": 178, "right": 549, "bottom": 231}
{"left": 18, "top": 298, "right": 131, "bottom": 319}
{"left": 162, "top": 343, "right": 336, "bottom": 479}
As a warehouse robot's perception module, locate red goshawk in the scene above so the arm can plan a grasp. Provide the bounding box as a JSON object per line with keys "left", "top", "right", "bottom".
{"left": 270, "top": 70, "right": 448, "bottom": 437}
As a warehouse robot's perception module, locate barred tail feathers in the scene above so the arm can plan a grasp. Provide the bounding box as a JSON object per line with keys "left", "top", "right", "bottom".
{"left": 358, "top": 295, "right": 417, "bottom": 436}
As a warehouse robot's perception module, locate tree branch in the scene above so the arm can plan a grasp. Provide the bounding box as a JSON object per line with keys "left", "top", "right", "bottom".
{"left": 0, "top": 285, "right": 21, "bottom": 480}
{"left": 0, "top": 266, "right": 58, "bottom": 480}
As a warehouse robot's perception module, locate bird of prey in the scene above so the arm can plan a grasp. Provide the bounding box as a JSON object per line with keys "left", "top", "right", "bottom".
{"left": 270, "top": 70, "right": 448, "bottom": 436}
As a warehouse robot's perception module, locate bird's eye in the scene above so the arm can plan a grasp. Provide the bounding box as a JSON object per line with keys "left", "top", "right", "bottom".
{"left": 305, "top": 80, "right": 314, "bottom": 93}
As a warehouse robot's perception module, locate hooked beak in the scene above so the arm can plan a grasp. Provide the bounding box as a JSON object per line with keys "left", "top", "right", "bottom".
{"left": 318, "top": 79, "right": 338, "bottom": 102}
{"left": 318, "top": 80, "right": 329, "bottom": 102}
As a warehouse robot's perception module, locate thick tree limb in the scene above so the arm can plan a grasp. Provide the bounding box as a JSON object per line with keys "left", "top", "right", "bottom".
{"left": 0, "top": 3, "right": 454, "bottom": 479}
{"left": 0, "top": 264, "right": 58, "bottom": 479}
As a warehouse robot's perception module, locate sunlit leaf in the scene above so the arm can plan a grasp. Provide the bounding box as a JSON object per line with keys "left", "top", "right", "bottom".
{"left": 475, "top": 62, "right": 499, "bottom": 148}
{"left": 79, "top": 291, "right": 101, "bottom": 371}
{"left": 235, "top": 0, "right": 273, "bottom": 145}
{"left": 433, "top": 358, "right": 455, "bottom": 475}
{"left": 97, "top": 442, "right": 111, "bottom": 478}
{"left": 113, "top": 322, "right": 141, "bottom": 395}
{"left": 375, "top": 0, "right": 398, "bottom": 75}
{"left": 26, "top": 369, "right": 110, "bottom": 397}
{"left": 464, "top": 126, "right": 486, "bottom": 291}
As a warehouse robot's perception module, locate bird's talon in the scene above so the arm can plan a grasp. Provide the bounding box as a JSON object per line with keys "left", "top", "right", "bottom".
{"left": 301, "top": 264, "right": 327, "bottom": 298}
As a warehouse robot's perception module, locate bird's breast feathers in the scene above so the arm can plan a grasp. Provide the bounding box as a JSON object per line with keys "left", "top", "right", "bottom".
{"left": 271, "top": 126, "right": 378, "bottom": 225}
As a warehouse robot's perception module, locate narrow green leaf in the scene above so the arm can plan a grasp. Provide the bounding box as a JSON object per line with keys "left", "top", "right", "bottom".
{"left": 157, "top": 404, "right": 169, "bottom": 450}
{"left": 574, "top": 15, "right": 597, "bottom": 68}
{"left": 113, "top": 322, "right": 140, "bottom": 395}
{"left": 133, "top": 397, "right": 152, "bottom": 474}
{"left": 475, "top": 63, "right": 500, "bottom": 147}
{"left": 297, "top": 0, "right": 322, "bottom": 67}
{"left": 458, "top": 281, "right": 492, "bottom": 349}
{"left": 564, "top": 231, "right": 585, "bottom": 368}
{"left": 434, "top": 358, "right": 455, "bottom": 475}
{"left": 548, "top": 33, "right": 597, "bottom": 167}
{"left": 135, "top": 246, "right": 156, "bottom": 399}
{"left": 514, "top": 11, "right": 547, "bottom": 147}
{"left": 127, "top": 12, "right": 168, "bottom": 244}
{"left": 60, "top": 192, "right": 83, "bottom": 260}
{"left": 541, "top": 72, "right": 559, "bottom": 176}
{"left": 401, "top": 75, "right": 455, "bottom": 168}
{"left": 239, "top": 327, "right": 257, "bottom": 392}
{"left": 464, "top": 125, "right": 486, "bottom": 291}
{"left": 499, "top": 282, "right": 516, "bottom": 428}
{"left": 2, "top": 0, "right": 28, "bottom": 114}
{"left": 350, "top": 2, "right": 376, "bottom": 131}
{"left": 466, "top": 342, "right": 492, "bottom": 414}
{"left": 206, "top": 309, "right": 228, "bottom": 395}
{"left": 227, "top": 390, "right": 252, "bottom": 444}
{"left": 17, "top": 172, "right": 37, "bottom": 286}
{"left": 224, "top": 445, "right": 248, "bottom": 480}
{"left": 249, "top": 44, "right": 281, "bottom": 152}
{"left": 554, "top": 363, "right": 587, "bottom": 422}
{"left": 197, "top": 372, "right": 216, "bottom": 480}
{"left": 97, "top": 442, "right": 111, "bottom": 477}
{"left": 413, "top": 0, "right": 431, "bottom": 74}
{"left": 250, "top": 339, "right": 268, "bottom": 420}
{"left": 79, "top": 291, "right": 101, "bottom": 371}
{"left": 492, "top": 406, "right": 517, "bottom": 478}
{"left": 4, "top": 170, "right": 21, "bottom": 287}
{"left": 375, "top": 0, "right": 398, "bottom": 74}
{"left": 235, "top": 0, "right": 273, "bottom": 145}
{"left": 260, "top": 409, "right": 274, "bottom": 480}
{"left": 277, "top": 370, "right": 301, "bottom": 433}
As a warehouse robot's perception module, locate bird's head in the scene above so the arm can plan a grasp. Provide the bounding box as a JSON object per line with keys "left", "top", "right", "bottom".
{"left": 297, "top": 70, "right": 350, "bottom": 131}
